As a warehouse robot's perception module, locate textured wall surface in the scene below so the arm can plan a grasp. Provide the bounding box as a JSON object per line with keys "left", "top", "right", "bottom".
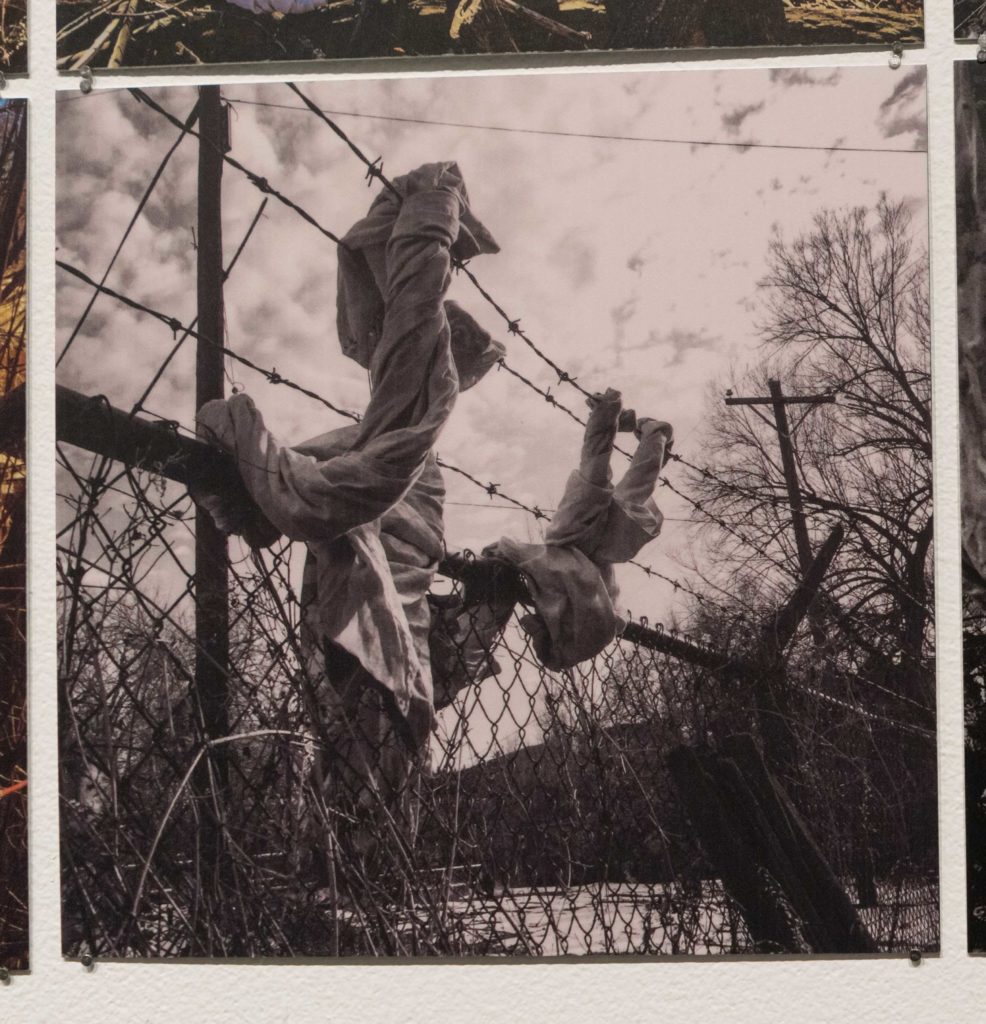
{"left": 4, "top": 0, "right": 982, "bottom": 1019}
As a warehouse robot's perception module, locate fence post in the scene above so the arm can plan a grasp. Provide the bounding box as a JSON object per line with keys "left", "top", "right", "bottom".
{"left": 720, "top": 734, "right": 878, "bottom": 953}
{"left": 193, "top": 85, "right": 230, "bottom": 872}
{"left": 667, "top": 745, "right": 802, "bottom": 953}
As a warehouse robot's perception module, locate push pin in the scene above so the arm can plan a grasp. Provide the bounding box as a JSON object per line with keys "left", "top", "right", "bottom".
{"left": 889, "top": 42, "right": 903, "bottom": 71}
{"left": 978, "top": 33, "right": 986, "bottom": 63}
{"left": 80, "top": 66, "right": 94, "bottom": 95}
{"left": 908, "top": 947, "right": 922, "bottom": 965}
{"left": 0, "top": 966, "right": 10, "bottom": 985}
{"left": 80, "top": 952, "right": 95, "bottom": 972}
{"left": 0, "top": 72, "right": 7, "bottom": 93}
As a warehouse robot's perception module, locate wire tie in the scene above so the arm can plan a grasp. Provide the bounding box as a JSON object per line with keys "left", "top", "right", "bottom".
{"left": 268, "top": 369, "right": 283, "bottom": 385}
{"left": 485, "top": 482, "right": 499, "bottom": 497}
{"left": 507, "top": 319, "right": 522, "bottom": 335}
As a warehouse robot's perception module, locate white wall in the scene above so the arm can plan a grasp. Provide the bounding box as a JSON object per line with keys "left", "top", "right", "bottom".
{"left": 7, "top": 0, "right": 977, "bottom": 1020}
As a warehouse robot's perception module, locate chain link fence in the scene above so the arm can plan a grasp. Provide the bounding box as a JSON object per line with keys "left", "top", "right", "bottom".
{"left": 57, "top": 447, "right": 938, "bottom": 958}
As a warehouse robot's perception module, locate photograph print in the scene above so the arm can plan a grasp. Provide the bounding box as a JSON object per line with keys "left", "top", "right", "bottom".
{"left": 0, "top": 2, "right": 25, "bottom": 74}
{"left": 957, "top": 59, "right": 986, "bottom": 954}
{"left": 0, "top": 98, "right": 27, "bottom": 972}
{"left": 957, "top": 0, "right": 986, "bottom": 41}
{"left": 56, "top": 67, "right": 935, "bottom": 960}
{"left": 55, "top": 0, "right": 923, "bottom": 71}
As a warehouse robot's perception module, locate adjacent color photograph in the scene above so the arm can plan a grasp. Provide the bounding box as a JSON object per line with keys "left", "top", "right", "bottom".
{"left": 957, "top": 60, "right": 986, "bottom": 955}
{"left": 56, "top": 67, "right": 935, "bottom": 959}
{"left": 56, "top": 0, "right": 923, "bottom": 70}
{"left": 0, "top": 98, "right": 27, "bottom": 972}
{"left": 0, "top": 2, "right": 25, "bottom": 75}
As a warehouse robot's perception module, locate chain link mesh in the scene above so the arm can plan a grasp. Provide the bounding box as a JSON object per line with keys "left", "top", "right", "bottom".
{"left": 57, "top": 449, "right": 937, "bottom": 958}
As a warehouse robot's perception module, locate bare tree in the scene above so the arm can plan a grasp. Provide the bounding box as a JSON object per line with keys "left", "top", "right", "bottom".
{"left": 690, "top": 199, "right": 933, "bottom": 706}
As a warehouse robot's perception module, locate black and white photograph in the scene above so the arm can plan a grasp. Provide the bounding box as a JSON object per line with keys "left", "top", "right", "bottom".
{"left": 0, "top": 98, "right": 27, "bottom": 973}
{"left": 55, "top": 0, "right": 923, "bottom": 71}
{"left": 956, "top": 0, "right": 986, "bottom": 41}
{"left": 56, "top": 67, "right": 936, "bottom": 960}
{"left": 956, "top": 59, "right": 986, "bottom": 955}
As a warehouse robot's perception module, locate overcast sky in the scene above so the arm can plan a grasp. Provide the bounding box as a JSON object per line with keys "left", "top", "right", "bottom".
{"left": 56, "top": 66, "right": 929, "bottom": 635}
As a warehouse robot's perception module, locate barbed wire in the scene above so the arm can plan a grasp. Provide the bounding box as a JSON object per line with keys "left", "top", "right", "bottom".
{"left": 274, "top": 84, "right": 839, "bottom": 584}
{"left": 63, "top": 83, "right": 931, "bottom": 653}
{"left": 57, "top": 273, "right": 721, "bottom": 612}
{"left": 131, "top": 85, "right": 782, "bottom": 530}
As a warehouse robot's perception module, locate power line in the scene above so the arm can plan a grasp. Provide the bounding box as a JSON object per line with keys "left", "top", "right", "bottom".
{"left": 226, "top": 97, "right": 928, "bottom": 156}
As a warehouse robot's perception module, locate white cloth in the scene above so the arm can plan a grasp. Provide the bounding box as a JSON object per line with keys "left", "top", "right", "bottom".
{"left": 487, "top": 391, "right": 669, "bottom": 671}
{"left": 196, "top": 162, "right": 499, "bottom": 744}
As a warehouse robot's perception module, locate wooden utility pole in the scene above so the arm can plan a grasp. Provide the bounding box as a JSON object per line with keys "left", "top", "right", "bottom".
{"left": 725, "top": 379, "right": 834, "bottom": 645}
{"left": 194, "top": 86, "right": 230, "bottom": 836}
{"left": 725, "top": 379, "right": 834, "bottom": 579}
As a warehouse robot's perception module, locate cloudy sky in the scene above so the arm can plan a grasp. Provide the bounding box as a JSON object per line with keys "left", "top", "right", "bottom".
{"left": 56, "top": 66, "right": 928, "bottom": 635}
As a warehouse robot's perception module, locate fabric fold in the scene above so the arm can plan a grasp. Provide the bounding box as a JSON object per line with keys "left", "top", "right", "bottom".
{"left": 488, "top": 389, "right": 671, "bottom": 671}
{"left": 194, "top": 161, "right": 500, "bottom": 747}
